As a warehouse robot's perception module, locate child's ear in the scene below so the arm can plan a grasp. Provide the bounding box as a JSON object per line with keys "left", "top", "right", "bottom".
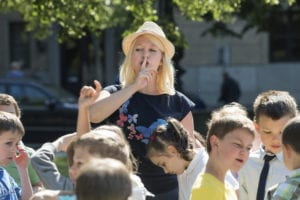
{"left": 283, "top": 144, "right": 293, "bottom": 159}
{"left": 166, "top": 145, "right": 178, "bottom": 156}
{"left": 210, "top": 135, "right": 220, "bottom": 150}
{"left": 254, "top": 122, "right": 260, "bottom": 133}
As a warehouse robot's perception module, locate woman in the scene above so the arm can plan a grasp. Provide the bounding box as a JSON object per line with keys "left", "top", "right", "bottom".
{"left": 89, "top": 21, "right": 195, "bottom": 199}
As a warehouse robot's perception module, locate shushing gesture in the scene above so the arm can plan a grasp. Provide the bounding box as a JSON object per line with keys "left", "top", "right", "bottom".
{"left": 135, "top": 58, "right": 157, "bottom": 91}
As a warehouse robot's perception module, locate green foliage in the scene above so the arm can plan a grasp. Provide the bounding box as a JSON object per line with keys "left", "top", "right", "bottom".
{"left": 0, "top": 0, "right": 296, "bottom": 43}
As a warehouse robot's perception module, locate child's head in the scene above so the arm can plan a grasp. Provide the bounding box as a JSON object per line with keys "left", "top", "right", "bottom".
{"left": 147, "top": 118, "right": 194, "bottom": 175}
{"left": 0, "top": 93, "right": 21, "bottom": 118}
{"left": 253, "top": 90, "right": 298, "bottom": 154}
{"left": 206, "top": 114, "right": 255, "bottom": 172}
{"left": 281, "top": 116, "right": 300, "bottom": 170}
{"left": 76, "top": 158, "right": 132, "bottom": 200}
{"left": 0, "top": 111, "right": 24, "bottom": 166}
{"left": 68, "top": 128, "right": 132, "bottom": 183}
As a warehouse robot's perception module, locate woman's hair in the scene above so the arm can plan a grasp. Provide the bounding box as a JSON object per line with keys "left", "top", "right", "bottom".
{"left": 72, "top": 130, "right": 133, "bottom": 171}
{"left": 76, "top": 158, "right": 132, "bottom": 200}
{"left": 147, "top": 118, "right": 194, "bottom": 162}
{"left": 206, "top": 114, "right": 255, "bottom": 153}
{"left": 0, "top": 93, "right": 21, "bottom": 118}
{"left": 119, "top": 34, "right": 175, "bottom": 95}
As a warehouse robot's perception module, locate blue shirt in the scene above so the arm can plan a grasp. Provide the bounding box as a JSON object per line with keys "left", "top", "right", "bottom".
{"left": 0, "top": 168, "right": 21, "bottom": 200}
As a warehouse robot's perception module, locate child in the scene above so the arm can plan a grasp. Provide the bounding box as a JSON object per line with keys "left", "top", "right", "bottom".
{"left": 0, "top": 111, "right": 33, "bottom": 200}
{"left": 191, "top": 114, "right": 255, "bottom": 199}
{"left": 0, "top": 93, "right": 43, "bottom": 192}
{"left": 268, "top": 116, "right": 300, "bottom": 200}
{"left": 147, "top": 117, "right": 240, "bottom": 200}
{"left": 238, "top": 90, "right": 298, "bottom": 200}
{"left": 76, "top": 158, "right": 132, "bottom": 200}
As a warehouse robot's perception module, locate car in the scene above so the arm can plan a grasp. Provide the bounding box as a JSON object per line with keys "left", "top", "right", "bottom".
{"left": 0, "top": 78, "right": 78, "bottom": 144}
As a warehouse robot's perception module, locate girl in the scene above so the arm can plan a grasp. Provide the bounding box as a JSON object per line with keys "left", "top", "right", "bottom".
{"left": 147, "top": 117, "right": 239, "bottom": 200}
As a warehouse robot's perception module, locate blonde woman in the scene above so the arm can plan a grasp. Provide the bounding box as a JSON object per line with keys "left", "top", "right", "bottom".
{"left": 89, "top": 21, "right": 195, "bottom": 199}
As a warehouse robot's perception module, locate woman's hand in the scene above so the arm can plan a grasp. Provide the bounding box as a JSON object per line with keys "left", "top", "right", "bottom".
{"left": 134, "top": 58, "right": 157, "bottom": 90}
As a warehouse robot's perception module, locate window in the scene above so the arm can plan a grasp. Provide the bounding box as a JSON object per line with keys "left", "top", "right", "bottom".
{"left": 269, "top": 5, "right": 300, "bottom": 62}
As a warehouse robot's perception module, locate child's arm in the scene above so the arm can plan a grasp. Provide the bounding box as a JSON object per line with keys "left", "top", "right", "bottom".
{"left": 76, "top": 80, "right": 101, "bottom": 137}
{"left": 31, "top": 134, "right": 75, "bottom": 190}
{"left": 14, "top": 146, "right": 33, "bottom": 200}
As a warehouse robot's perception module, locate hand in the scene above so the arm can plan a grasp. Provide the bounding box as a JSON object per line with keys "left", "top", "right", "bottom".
{"left": 13, "top": 145, "right": 29, "bottom": 169}
{"left": 134, "top": 58, "right": 157, "bottom": 90}
{"left": 52, "top": 133, "right": 76, "bottom": 152}
{"left": 78, "top": 80, "right": 102, "bottom": 109}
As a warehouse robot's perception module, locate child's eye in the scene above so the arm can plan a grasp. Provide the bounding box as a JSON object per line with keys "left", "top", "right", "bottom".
{"left": 233, "top": 143, "right": 241, "bottom": 148}
{"left": 135, "top": 48, "right": 142, "bottom": 52}
{"left": 150, "top": 49, "right": 157, "bottom": 52}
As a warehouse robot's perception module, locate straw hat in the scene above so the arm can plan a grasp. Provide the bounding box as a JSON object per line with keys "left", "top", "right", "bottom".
{"left": 122, "top": 21, "right": 175, "bottom": 59}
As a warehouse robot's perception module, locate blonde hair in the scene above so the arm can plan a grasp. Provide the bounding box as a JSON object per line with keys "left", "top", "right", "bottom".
{"left": 119, "top": 34, "right": 175, "bottom": 95}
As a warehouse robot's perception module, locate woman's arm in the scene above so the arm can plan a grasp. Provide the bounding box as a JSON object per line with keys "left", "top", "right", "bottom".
{"left": 181, "top": 111, "right": 198, "bottom": 147}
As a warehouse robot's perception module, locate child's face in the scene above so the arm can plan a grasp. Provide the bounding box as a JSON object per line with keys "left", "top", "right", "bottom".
{"left": 69, "top": 146, "right": 94, "bottom": 184}
{"left": 256, "top": 115, "right": 292, "bottom": 154}
{"left": 131, "top": 35, "right": 163, "bottom": 74}
{"left": 149, "top": 146, "right": 189, "bottom": 175}
{"left": 0, "top": 131, "right": 21, "bottom": 166}
{"left": 0, "top": 104, "right": 17, "bottom": 116}
{"left": 215, "top": 128, "right": 254, "bottom": 172}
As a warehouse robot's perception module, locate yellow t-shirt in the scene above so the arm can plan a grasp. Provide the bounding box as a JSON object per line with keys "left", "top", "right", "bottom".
{"left": 191, "top": 173, "right": 237, "bottom": 200}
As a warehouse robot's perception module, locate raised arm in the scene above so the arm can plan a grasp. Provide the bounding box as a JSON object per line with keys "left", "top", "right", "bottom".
{"left": 76, "top": 80, "right": 101, "bottom": 137}
{"left": 89, "top": 61, "right": 154, "bottom": 123}
{"left": 14, "top": 146, "right": 33, "bottom": 200}
{"left": 31, "top": 133, "right": 76, "bottom": 190}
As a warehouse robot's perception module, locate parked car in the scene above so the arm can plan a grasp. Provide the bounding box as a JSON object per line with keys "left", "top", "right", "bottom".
{"left": 0, "top": 78, "right": 78, "bottom": 144}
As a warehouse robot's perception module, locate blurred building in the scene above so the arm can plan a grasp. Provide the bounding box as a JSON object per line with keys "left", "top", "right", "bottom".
{"left": 1, "top": 9, "right": 300, "bottom": 108}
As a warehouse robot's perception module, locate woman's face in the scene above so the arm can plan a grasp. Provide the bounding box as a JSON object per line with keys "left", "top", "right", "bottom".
{"left": 131, "top": 35, "right": 163, "bottom": 73}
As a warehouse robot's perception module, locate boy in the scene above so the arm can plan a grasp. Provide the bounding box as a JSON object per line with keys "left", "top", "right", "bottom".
{"left": 239, "top": 90, "right": 298, "bottom": 200}
{"left": 0, "top": 111, "right": 32, "bottom": 199}
{"left": 191, "top": 114, "right": 255, "bottom": 199}
{"left": 0, "top": 93, "right": 43, "bottom": 192}
{"left": 269, "top": 117, "right": 300, "bottom": 200}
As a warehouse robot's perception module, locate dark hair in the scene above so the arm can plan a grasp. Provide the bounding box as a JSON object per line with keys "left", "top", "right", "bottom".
{"left": 0, "top": 111, "right": 24, "bottom": 136}
{"left": 206, "top": 114, "right": 255, "bottom": 153}
{"left": 0, "top": 93, "right": 21, "bottom": 118}
{"left": 76, "top": 158, "right": 132, "bottom": 200}
{"left": 282, "top": 116, "right": 300, "bottom": 154}
{"left": 253, "top": 90, "right": 298, "bottom": 122}
{"left": 147, "top": 118, "right": 194, "bottom": 162}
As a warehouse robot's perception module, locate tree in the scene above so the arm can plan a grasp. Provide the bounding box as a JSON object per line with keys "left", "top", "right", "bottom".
{"left": 0, "top": 0, "right": 296, "bottom": 89}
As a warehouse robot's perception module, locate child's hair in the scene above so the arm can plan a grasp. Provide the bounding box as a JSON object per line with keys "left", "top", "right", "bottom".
{"left": 253, "top": 90, "right": 298, "bottom": 122}
{"left": 76, "top": 158, "right": 132, "bottom": 200}
{"left": 70, "top": 129, "right": 133, "bottom": 171}
{"left": 0, "top": 93, "right": 21, "bottom": 118}
{"left": 209, "top": 102, "right": 248, "bottom": 123}
{"left": 147, "top": 118, "right": 194, "bottom": 162}
{"left": 206, "top": 114, "right": 255, "bottom": 153}
{"left": 282, "top": 116, "right": 300, "bottom": 154}
{"left": 0, "top": 111, "right": 24, "bottom": 136}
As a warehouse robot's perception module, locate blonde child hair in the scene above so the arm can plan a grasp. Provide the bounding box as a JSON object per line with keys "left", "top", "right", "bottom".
{"left": 76, "top": 158, "right": 132, "bottom": 200}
